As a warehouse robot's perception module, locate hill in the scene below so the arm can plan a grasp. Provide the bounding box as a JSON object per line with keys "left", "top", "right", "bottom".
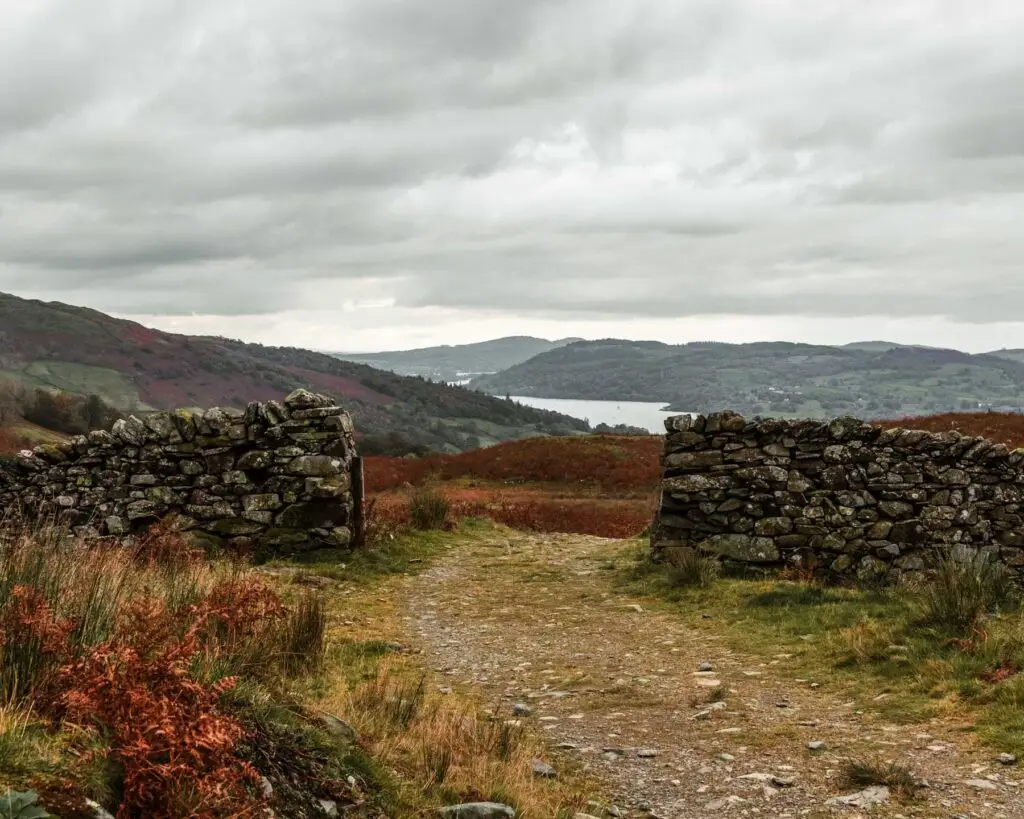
{"left": 988, "top": 348, "right": 1024, "bottom": 364}
{"left": 470, "top": 338, "right": 1024, "bottom": 419}
{"left": 0, "top": 292, "right": 589, "bottom": 453}
{"left": 331, "top": 335, "right": 582, "bottom": 382}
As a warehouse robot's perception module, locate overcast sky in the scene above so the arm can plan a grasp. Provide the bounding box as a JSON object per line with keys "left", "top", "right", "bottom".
{"left": 2, "top": 1, "right": 1024, "bottom": 353}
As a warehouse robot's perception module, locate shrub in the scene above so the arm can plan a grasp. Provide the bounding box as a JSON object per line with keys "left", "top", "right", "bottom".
{"left": 0, "top": 518, "right": 331, "bottom": 817}
{"left": 664, "top": 548, "right": 720, "bottom": 588}
{"left": 843, "top": 759, "right": 919, "bottom": 796}
{"left": 47, "top": 598, "right": 261, "bottom": 817}
{"left": 921, "top": 547, "right": 1015, "bottom": 633}
{"left": 408, "top": 489, "right": 450, "bottom": 531}
{"left": 274, "top": 592, "right": 327, "bottom": 677}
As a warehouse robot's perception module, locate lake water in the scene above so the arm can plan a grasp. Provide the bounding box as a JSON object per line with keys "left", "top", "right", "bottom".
{"left": 509, "top": 396, "right": 688, "bottom": 434}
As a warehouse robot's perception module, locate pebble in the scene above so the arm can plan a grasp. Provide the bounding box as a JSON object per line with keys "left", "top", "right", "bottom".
{"left": 512, "top": 703, "right": 532, "bottom": 716}
{"left": 964, "top": 778, "right": 998, "bottom": 790}
{"left": 637, "top": 749, "right": 660, "bottom": 758}
{"left": 997, "top": 752, "right": 1018, "bottom": 765}
{"left": 317, "top": 800, "right": 339, "bottom": 818}
{"left": 699, "top": 661, "right": 714, "bottom": 672}
{"left": 717, "top": 753, "right": 736, "bottom": 762}
{"left": 807, "top": 740, "right": 827, "bottom": 751}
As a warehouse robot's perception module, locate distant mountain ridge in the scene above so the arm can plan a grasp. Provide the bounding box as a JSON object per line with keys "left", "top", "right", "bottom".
{"left": 469, "top": 338, "right": 1024, "bottom": 419}
{"left": 0, "top": 292, "right": 589, "bottom": 454}
{"left": 331, "top": 336, "right": 583, "bottom": 382}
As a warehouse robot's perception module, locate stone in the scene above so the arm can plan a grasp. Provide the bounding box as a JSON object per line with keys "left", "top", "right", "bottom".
{"left": 318, "top": 714, "right": 357, "bottom": 745}
{"left": 664, "top": 450, "right": 723, "bottom": 469}
{"left": 787, "top": 472, "right": 813, "bottom": 493}
{"left": 316, "top": 800, "right": 339, "bottom": 817}
{"left": 437, "top": 806, "right": 515, "bottom": 819}
{"left": 701, "top": 534, "right": 779, "bottom": 562}
{"left": 997, "top": 752, "right": 1018, "bottom": 765}
{"left": 823, "top": 444, "right": 852, "bottom": 464}
{"left": 663, "top": 474, "right": 733, "bottom": 494}
{"left": 827, "top": 786, "right": 890, "bottom": 808}
{"left": 512, "top": 703, "right": 532, "bottom": 717}
{"left": 285, "top": 388, "right": 333, "bottom": 409}
{"left": 531, "top": 758, "right": 557, "bottom": 778}
{"left": 699, "top": 661, "right": 714, "bottom": 672}
{"left": 243, "top": 494, "right": 282, "bottom": 513}
{"left": 755, "top": 516, "right": 793, "bottom": 536}
{"left": 963, "top": 779, "right": 998, "bottom": 790}
{"left": 734, "top": 465, "right": 788, "bottom": 484}
{"left": 807, "top": 740, "right": 827, "bottom": 751}
{"left": 237, "top": 450, "right": 275, "bottom": 470}
{"left": 287, "top": 455, "right": 343, "bottom": 477}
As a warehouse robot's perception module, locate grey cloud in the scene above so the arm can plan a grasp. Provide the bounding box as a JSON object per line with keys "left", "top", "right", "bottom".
{"left": 2, "top": 0, "right": 1024, "bottom": 330}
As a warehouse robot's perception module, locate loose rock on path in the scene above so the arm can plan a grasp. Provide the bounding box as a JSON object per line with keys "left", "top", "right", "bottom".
{"left": 397, "top": 531, "right": 1023, "bottom": 818}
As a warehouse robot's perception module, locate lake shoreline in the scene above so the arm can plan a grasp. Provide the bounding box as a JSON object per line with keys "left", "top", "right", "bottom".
{"left": 507, "top": 395, "right": 689, "bottom": 435}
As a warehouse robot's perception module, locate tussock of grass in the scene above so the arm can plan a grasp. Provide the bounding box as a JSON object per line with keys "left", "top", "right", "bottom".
{"left": 844, "top": 758, "right": 919, "bottom": 796}
{"left": 408, "top": 488, "right": 451, "bottom": 531}
{"left": 921, "top": 547, "right": 1016, "bottom": 633}
{"left": 664, "top": 548, "right": 720, "bottom": 589}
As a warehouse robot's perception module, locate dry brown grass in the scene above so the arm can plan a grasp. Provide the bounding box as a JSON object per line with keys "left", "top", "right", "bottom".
{"left": 307, "top": 526, "right": 602, "bottom": 817}
{"left": 320, "top": 660, "right": 593, "bottom": 816}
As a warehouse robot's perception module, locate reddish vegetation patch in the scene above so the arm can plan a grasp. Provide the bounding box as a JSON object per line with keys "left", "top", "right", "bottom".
{"left": 876, "top": 412, "right": 1024, "bottom": 450}
{"left": 365, "top": 435, "right": 663, "bottom": 496}
{"left": 283, "top": 367, "right": 393, "bottom": 405}
{"left": 0, "top": 427, "right": 33, "bottom": 454}
{"left": 371, "top": 487, "right": 655, "bottom": 540}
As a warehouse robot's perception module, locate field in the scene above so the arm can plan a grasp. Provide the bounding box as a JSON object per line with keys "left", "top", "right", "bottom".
{"left": 364, "top": 435, "right": 662, "bottom": 539}
{"left": 6, "top": 412, "right": 1024, "bottom": 815}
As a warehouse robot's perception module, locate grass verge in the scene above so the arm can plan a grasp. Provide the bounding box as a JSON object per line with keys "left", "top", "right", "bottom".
{"left": 621, "top": 540, "right": 1024, "bottom": 756}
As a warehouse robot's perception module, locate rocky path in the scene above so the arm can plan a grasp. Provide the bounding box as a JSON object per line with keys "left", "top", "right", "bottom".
{"left": 399, "top": 531, "right": 1023, "bottom": 818}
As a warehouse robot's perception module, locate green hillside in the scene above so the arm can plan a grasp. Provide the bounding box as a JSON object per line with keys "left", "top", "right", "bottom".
{"left": 332, "top": 336, "right": 582, "bottom": 382}
{"left": 0, "top": 292, "right": 589, "bottom": 454}
{"left": 471, "top": 339, "right": 1024, "bottom": 419}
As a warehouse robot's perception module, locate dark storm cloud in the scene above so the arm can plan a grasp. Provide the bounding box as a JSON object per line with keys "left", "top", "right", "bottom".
{"left": 2, "top": 0, "right": 1024, "bottom": 324}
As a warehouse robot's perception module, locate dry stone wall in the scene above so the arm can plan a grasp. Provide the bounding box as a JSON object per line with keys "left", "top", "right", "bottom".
{"left": 0, "top": 389, "right": 361, "bottom": 557}
{"left": 651, "top": 411, "right": 1024, "bottom": 582}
